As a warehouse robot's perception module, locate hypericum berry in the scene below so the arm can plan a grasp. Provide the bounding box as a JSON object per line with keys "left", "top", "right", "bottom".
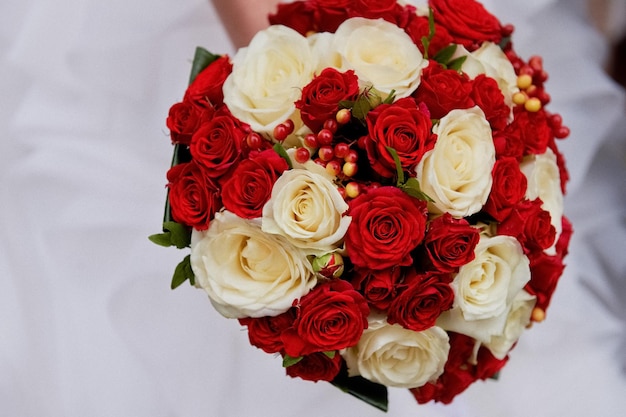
{"left": 512, "top": 92, "right": 527, "bottom": 106}
{"left": 344, "top": 149, "right": 359, "bottom": 163}
{"left": 518, "top": 65, "right": 534, "bottom": 76}
{"left": 325, "top": 159, "right": 342, "bottom": 176}
{"left": 323, "top": 119, "right": 338, "bottom": 134}
{"left": 517, "top": 74, "right": 533, "bottom": 90}
{"left": 273, "top": 123, "right": 290, "bottom": 142}
{"left": 295, "top": 147, "right": 311, "bottom": 164}
{"left": 554, "top": 125, "right": 570, "bottom": 139}
{"left": 318, "top": 145, "right": 334, "bottom": 162}
{"left": 337, "top": 187, "right": 347, "bottom": 199}
{"left": 314, "top": 158, "right": 327, "bottom": 167}
{"left": 524, "top": 97, "right": 542, "bottom": 112}
{"left": 501, "top": 23, "right": 515, "bottom": 37}
{"left": 334, "top": 142, "right": 350, "bottom": 159}
{"left": 342, "top": 161, "right": 358, "bottom": 177}
{"left": 283, "top": 119, "right": 295, "bottom": 135}
{"left": 548, "top": 113, "right": 563, "bottom": 128}
{"left": 303, "top": 133, "right": 318, "bottom": 148}
{"left": 246, "top": 132, "right": 263, "bottom": 149}
{"left": 531, "top": 307, "right": 545, "bottom": 322}
{"left": 345, "top": 181, "right": 360, "bottom": 198}
{"left": 317, "top": 128, "right": 334, "bottom": 146}
{"left": 336, "top": 108, "right": 351, "bottom": 125}
{"left": 529, "top": 55, "right": 543, "bottom": 72}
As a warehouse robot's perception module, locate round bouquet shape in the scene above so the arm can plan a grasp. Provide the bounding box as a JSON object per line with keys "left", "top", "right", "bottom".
{"left": 152, "top": 0, "right": 572, "bottom": 411}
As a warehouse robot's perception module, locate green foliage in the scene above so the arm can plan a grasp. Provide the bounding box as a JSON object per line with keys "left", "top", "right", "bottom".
{"left": 385, "top": 146, "right": 433, "bottom": 202}
{"left": 189, "top": 47, "right": 220, "bottom": 84}
{"left": 149, "top": 221, "right": 192, "bottom": 249}
{"left": 171, "top": 255, "right": 195, "bottom": 289}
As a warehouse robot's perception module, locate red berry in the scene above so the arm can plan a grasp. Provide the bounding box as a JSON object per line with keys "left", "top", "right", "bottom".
{"left": 342, "top": 161, "right": 358, "bottom": 177}
{"left": 548, "top": 113, "right": 563, "bottom": 128}
{"left": 303, "top": 133, "right": 318, "bottom": 148}
{"left": 501, "top": 23, "right": 515, "bottom": 37}
{"left": 317, "top": 128, "right": 334, "bottom": 146}
{"left": 334, "top": 143, "right": 350, "bottom": 159}
{"left": 326, "top": 160, "right": 342, "bottom": 176}
{"left": 554, "top": 125, "right": 570, "bottom": 139}
{"left": 323, "top": 119, "right": 338, "bottom": 134}
{"left": 295, "top": 147, "right": 311, "bottom": 164}
{"left": 314, "top": 158, "right": 327, "bottom": 167}
{"left": 283, "top": 119, "right": 295, "bottom": 135}
{"left": 344, "top": 149, "right": 358, "bottom": 163}
{"left": 273, "top": 123, "right": 289, "bottom": 142}
{"left": 318, "top": 145, "right": 334, "bottom": 162}
{"left": 337, "top": 187, "right": 347, "bottom": 199}
{"left": 246, "top": 132, "right": 263, "bottom": 149}
{"left": 519, "top": 65, "right": 534, "bottom": 76}
{"left": 345, "top": 182, "right": 360, "bottom": 198}
{"left": 529, "top": 56, "right": 543, "bottom": 72}
{"left": 336, "top": 108, "right": 351, "bottom": 125}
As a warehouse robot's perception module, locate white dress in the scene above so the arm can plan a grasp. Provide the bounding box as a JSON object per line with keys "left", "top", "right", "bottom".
{"left": 1, "top": 0, "right": 625, "bottom": 416}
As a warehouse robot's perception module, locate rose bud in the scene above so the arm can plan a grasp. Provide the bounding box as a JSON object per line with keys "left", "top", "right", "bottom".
{"left": 312, "top": 253, "right": 345, "bottom": 279}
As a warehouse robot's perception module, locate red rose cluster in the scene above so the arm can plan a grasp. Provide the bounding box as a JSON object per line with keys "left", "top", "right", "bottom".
{"left": 156, "top": 0, "right": 572, "bottom": 410}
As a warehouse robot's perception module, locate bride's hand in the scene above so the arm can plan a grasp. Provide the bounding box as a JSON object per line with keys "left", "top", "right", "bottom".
{"left": 211, "top": 0, "right": 280, "bottom": 48}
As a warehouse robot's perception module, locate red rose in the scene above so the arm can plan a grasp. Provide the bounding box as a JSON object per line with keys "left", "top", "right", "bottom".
{"left": 507, "top": 107, "right": 553, "bottom": 156}
{"left": 429, "top": 0, "right": 503, "bottom": 50}
{"left": 470, "top": 74, "right": 510, "bottom": 132}
{"left": 221, "top": 149, "right": 289, "bottom": 219}
{"left": 281, "top": 280, "right": 369, "bottom": 357}
{"left": 483, "top": 157, "right": 528, "bottom": 221}
{"left": 345, "top": 186, "right": 428, "bottom": 270}
{"left": 422, "top": 213, "right": 480, "bottom": 272}
{"left": 549, "top": 140, "right": 570, "bottom": 194}
{"left": 349, "top": 0, "right": 411, "bottom": 27}
{"left": 350, "top": 266, "right": 402, "bottom": 311}
{"left": 413, "top": 62, "right": 474, "bottom": 119}
{"left": 295, "top": 68, "right": 360, "bottom": 132}
{"left": 387, "top": 271, "right": 454, "bottom": 331}
{"left": 404, "top": 14, "right": 453, "bottom": 57}
{"left": 494, "top": 130, "right": 525, "bottom": 160}
{"left": 526, "top": 251, "right": 565, "bottom": 312}
{"left": 363, "top": 97, "right": 436, "bottom": 178}
{"left": 268, "top": 2, "right": 316, "bottom": 36}
{"left": 555, "top": 216, "right": 572, "bottom": 259}
{"left": 166, "top": 161, "right": 221, "bottom": 230}
{"left": 184, "top": 56, "right": 232, "bottom": 108}
{"left": 498, "top": 199, "right": 556, "bottom": 253}
{"left": 285, "top": 351, "right": 343, "bottom": 382}
{"left": 310, "top": 0, "right": 352, "bottom": 32}
{"left": 166, "top": 100, "right": 212, "bottom": 146}
{"left": 238, "top": 309, "right": 296, "bottom": 354}
{"left": 189, "top": 110, "right": 245, "bottom": 179}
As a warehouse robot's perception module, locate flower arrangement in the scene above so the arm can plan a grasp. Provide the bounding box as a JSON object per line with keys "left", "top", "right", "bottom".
{"left": 151, "top": 0, "right": 572, "bottom": 411}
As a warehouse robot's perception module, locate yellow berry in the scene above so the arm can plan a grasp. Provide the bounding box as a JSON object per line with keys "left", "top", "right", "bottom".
{"left": 517, "top": 74, "right": 533, "bottom": 90}
{"left": 524, "top": 97, "right": 542, "bottom": 112}
{"left": 531, "top": 307, "right": 546, "bottom": 322}
{"left": 512, "top": 92, "right": 527, "bottom": 106}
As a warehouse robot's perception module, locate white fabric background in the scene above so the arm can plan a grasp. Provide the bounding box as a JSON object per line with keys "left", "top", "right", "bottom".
{"left": 1, "top": 0, "right": 625, "bottom": 416}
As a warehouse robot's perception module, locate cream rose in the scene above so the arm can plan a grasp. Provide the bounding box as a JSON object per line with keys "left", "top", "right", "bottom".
{"left": 190, "top": 211, "right": 316, "bottom": 319}
{"left": 342, "top": 315, "right": 449, "bottom": 389}
{"left": 331, "top": 17, "right": 428, "bottom": 99}
{"left": 520, "top": 148, "right": 564, "bottom": 254}
{"left": 415, "top": 106, "right": 496, "bottom": 218}
{"left": 455, "top": 42, "right": 519, "bottom": 105}
{"left": 262, "top": 169, "right": 351, "bottom": 254}
{"left": 437, "top": 234, "right": 531, "bottom": 342}
{"left": 222, "top": 25, "right": 316, "bottom": 136}
{"left": 484, "top": 290, "right": 537, "bottom": 359}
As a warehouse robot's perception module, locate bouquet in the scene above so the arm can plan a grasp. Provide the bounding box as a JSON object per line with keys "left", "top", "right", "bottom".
{"left": 151, "top": 0, "right": 572, "bottom": 411}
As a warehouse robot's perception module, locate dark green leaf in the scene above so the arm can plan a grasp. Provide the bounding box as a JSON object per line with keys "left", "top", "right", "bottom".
{"left": 282, "top": 354, "right": 303, "bottom": 368}
{"left": 490, "top": 371, "right": 501, "bottom": 381}
{"left": 323, "top": 351, "right": 336, "bottom": 359}
{"left": 148, "top": 221, "right": 191, "bottom": 249}
{"left": 447, "top": 56, "right": 467, "bottom": 72}
{"left": 351, "top": 95, "right": 373, "bottom": 121}
{"left": 331, "top": 368, "right": 388, "bottom": 412}
{"left": 273, "top": 142, "right": 293, "bottom": 169}
{"left": 385, "top": 146, "right": 405, "bottom": 186}
{"left": 171, "top": 255, "right": 195, "bottom": 289}
{"left": 420, "top": 8, "right": 436, "bottom": 59}
{"left": 189, "top": 47, "right": 220, "bottom": 85}
{"left": 433, "top": 44, "right": 458, "bottom": 65}
{"left": 401, "top": 177, "right": 434, "bottom": 202}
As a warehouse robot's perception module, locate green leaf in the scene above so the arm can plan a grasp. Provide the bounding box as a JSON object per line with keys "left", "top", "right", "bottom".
{"left": 433, "top": 44, "right": 458, "bottom": 65}
{"left": 447, "top": 56, "right": 467, "bottom": 72}
{"left": 382, "top": 89, "right": 396, "bottom": 105}
{"left": 420, "top": 8, "right": 436, "bottom": 59}
{"left": 171, "top": 255, "right": 195, "bottom": 289}
{"left": 189, "top": 47, "right": 220, "bottom": 85}
{"left": 323, "top": 351, "right": 336, "bottom": 359}
{"left": 490, "top": 371, "right": 501, "bottom": 381}
{"left": 385, "top": 146, "right": 405, "bottom": 186}
{"left": 331, "top": 368, "right": 388, "bottom": 412}
{"left": 282, "top": 354, "right": 303, "bottom": 368}
{"left": 351, "top": 95, "right": 373, "bottom": 121}
{"left": 273, "top": 142, "right": 293, "bottom": 169}
{"left": 149, "top": 221, "right": 192, "bottom": 249}
{"left": 401, "top": 177, "right": 434, "bottom": 202}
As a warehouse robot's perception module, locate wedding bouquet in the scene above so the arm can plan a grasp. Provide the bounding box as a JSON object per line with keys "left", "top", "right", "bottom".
{"left": 152, "top": 0, "right": 572, "bottom": 411}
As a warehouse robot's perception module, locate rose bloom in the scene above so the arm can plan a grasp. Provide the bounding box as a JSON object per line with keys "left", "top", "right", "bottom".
{"left": 404, "top": 13, "right": 453, "bottom": 58}
{"left": 364, "top": 97, "right": 436, "bottom": 178}
{"left": 222, "top": 25, "right": 317, "bottom": 136}
{"left": 190, "top": 211, "right": 316, "bottom": 318}
{"left": 470, "top": 74, "right": 510, "bottom": 132}
{"left": 422, "top": 213, "right": 480, "bottom": 272}
{"left": 483, "top": 157, "right": 528, "bottom": 222}
{"left": 166, "top": 161, "right": 221, "bottom": 230}
{"left": 238, "top": 309, "right": 296, "bottom": 354}
{"left": 437, "top": 234, "right": 531, "bottom": 343}
{"left": 221, "top": 149, "right": 289, "bottom": 219}
{"left": 507, "top": 107, "right": 553, "bottom": 155}
{"left": 262, "top": 169, "right": 351, "bottom": 254}
{"left": 416, "top": 106, "right": 496, "bottom": 218}
{"left": 527, "top": 250, "right": 565, "bottom": 311}
{"left": 455, "top": 42, "right": 519, "bottom": 105}
{"left": 350, "top": 266, "right": 402, "bottom": 311}
{"left": 332, "top": 17, "right": 428, "bottom": 99}
{"left": 166, "top": 100, "right": 212, "bottom": 146}
{"left": 285, "top": 351, "right": 343, "bottom": 382}
{"left": 342, "top": 315, "right": 449, "bottom": 389}
{"left": 345, "top": 186, "right": 428, "bottom": 270}
{"left": 520, "top": 148, "right": 564, "bottom": 254}
{"left": 498, "top": 199, "right": 556, "bottom": 254}
{"left": 484, "top": 289, "right": 536, "bottom": 359}
{"left": 184, "top": 55, "right": 232, "bottom": 108}
{"left": 281, "top": 280, "right": 369, "bottom": 357}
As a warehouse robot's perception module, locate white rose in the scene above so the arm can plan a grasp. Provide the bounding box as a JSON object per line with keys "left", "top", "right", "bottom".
{"left": 437, "top": 234, "right": 531, "bottom": 342}
{"left": 332, "top": 17, "right": 428, "bottom": 99}
{"left": 190, "top": 211, "right": 316, "bottom": 319}
{"left": 520, "top": 148, "right": 564, "bottom": 254}
{"left": 308, "top": 32, "right": 342, "bottom": 72}
{"left": 455, "top": 42, "right": 519, "bottom": 106}
{"left": 222, "top": 25, "right": 316, "bottom": 136}
{"left": 342, "top": 315, "right": 449, "bottom": 389}
{"left": 262, "top": 169, "right": 351, "bottom": 254}
{"left": 484, "top": 290, "right": 537, "bottom": 359}
{"left": 415, "top": 106, "right": 496, "bottom": 218}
